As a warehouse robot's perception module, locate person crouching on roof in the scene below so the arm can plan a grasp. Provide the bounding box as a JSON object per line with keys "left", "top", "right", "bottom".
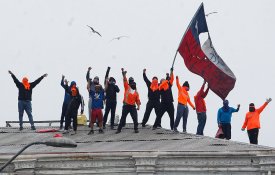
{"left": 88, "top": 85, "right": 105, "bottom": 134}
{"left": 173, "top": 75, "right": 195, "bottom": 133}
{"left": 63, "top": 81, "right": 84, "bottom": 135}
{"left": 241, "top": 98, "right": 272, "bottom": 144}
{"left": 116, "top": 68, "right": 141, "bottom": 134}
{"left": 153, "top": 68, "right": 174, "bottom": 130}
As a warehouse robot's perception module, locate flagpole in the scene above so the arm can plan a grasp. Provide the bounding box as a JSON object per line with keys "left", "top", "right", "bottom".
{"left": 171, "top": 2, "right": 204, "bottom": 68}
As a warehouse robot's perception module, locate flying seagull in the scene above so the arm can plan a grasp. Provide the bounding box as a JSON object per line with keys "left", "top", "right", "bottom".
{"left": 110, "top": 36, "right": 129, "bottom": 42}
{"left": 87, "top": 25, "right": 102, "bottom": 37}
{"left": 205, "top": 12, "right": 218, "bottom": 17}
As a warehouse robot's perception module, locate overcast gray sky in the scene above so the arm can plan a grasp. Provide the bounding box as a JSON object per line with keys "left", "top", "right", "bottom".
{"left": 1, "top": 0, "right": 275, "bottom": 147}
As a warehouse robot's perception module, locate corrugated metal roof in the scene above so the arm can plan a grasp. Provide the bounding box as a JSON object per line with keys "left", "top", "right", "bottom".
{"left": 0, "top": 124, "right": 274, "bottom": 155}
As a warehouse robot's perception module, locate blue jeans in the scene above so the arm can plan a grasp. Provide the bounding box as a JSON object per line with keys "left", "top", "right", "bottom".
{"left": 196, "top": 112, "right": 207, "bottom": 135}
{"left": 18, "top": 100, "right": 34, "bottom": 127}
{"left": 174, "top": 103, "right": 189, "bottom": 132}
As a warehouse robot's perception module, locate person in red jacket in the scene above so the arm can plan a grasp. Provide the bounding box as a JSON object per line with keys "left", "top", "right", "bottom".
{"left": 241, "top": 98, "right": 272, "bottom": 144}
{"left": 194, "top": 80, "right": 210, "bottom": 135}
{"left": 116, "top": 68, "right": 141, "bottom": 134}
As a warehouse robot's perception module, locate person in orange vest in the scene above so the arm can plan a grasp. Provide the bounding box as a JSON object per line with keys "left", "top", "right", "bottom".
{"left": 241, "top": 98, "right": 272, "bottom": 144}
{"left": 194, "top": 80, "right": 210, "bottom": 135}
{"left": 116, "top": 68, "right": 141, "bottom": 134}
{"left": 173, "top": 76, "right": 195, "bottom": 133}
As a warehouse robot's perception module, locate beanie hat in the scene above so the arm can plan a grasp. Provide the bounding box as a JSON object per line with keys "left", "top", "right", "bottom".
{"left": 182, "top": 81, "right": 190, "bottom": 88}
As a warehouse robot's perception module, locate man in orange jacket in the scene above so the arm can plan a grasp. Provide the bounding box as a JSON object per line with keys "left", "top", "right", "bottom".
{"left": 241, "top": 98, "right": 272, "bottom": 144}
{"left": 116, "top": 68, "right": 141, "bottom": 134}
{"left": 173, "top": 76, "right": 195, "bottom": 133}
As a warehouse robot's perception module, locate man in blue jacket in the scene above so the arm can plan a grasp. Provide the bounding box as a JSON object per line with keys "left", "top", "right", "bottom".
{"left": 8, "top": 70, "right": 47, "bottom": 130}
{"left": 217, "top": 100, "right": 240, "bottom": 140}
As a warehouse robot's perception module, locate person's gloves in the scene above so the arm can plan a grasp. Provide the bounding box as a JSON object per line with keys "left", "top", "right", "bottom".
{"left": 241, "top": 128, "right": 245, "bottom": 131}
{"left": 266, "top": 98, "right": 272, "bottom": 103}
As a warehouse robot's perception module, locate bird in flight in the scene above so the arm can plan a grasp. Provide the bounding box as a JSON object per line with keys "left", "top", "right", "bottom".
{"left": 87, "top": 25, "right": 102, "bottom": 37}
{"left": 205, "top": 12, "right": 218, "bottom": 17}
{"left": 110, "top": 36, "right": 129, "bottom": 42}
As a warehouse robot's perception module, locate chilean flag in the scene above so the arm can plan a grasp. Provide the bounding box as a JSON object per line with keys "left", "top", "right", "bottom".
{"left": 177, "top": 3, "right": 236, "bottom": 100}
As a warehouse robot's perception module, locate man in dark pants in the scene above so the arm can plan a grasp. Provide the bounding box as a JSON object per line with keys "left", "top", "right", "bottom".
{"left": 63, "top": 81, "right": 84, "bottom": 135}
{"left": 141, "top": 69, "right": 160, "bottom": 128}
{"left": 194, "top": 80, "right": 210, "bottom": 135}
{"left": 116, "top": 68, "right": 141, "bottom": 134}
{"left": 241, "top": 98, "right": 272, "bottom": 144}
{"left": 60, "top": 75, "right": 71, "bottom": 130}
{"left": 217, "top": 100, "right": 240, "bottom": 140}
{"left": 8, "top": 70, "right": 47, "bottom": 130}
{"left": 103, "top": 67, "right": 120, "bottom": 129}
{"left": 153, "top": 68, "right": 174, "bottom": 130}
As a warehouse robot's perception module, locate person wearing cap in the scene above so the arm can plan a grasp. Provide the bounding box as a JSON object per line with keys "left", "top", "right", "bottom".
{"left": 141, "top": 68, "right": 161, "bottom": 128}
{"left": 103, "top": 67, "right": 120, "bottom": 130}
{"left": 63, "top": 81, "right": 84, "bottom": 135}
{"left": 116, "top": 68, "right": 141, "bottom": 134}
{"left": 173, "top": 75, "right": 195, "bottom": 133}
{"left": 194, "top": 80, "right": 210, "bottom": 135}
{"left": 88, "top": 85, "right": 105, "bottom": 134}
{"left": 153, "top": 68, "right": 174, "bottom": 130}
{"left": 8, "top": 70, "right": 47, "bottom": 131}
{"left": 241, "top": 98, "right": 272, "bottom": 144}
{"left": 59, "top": 75, "right": 71, "bottom": 130}
{"left": 86, "top": 67, "right": 100, "bottom": 123}
{"left": 217, "top": 100, "right": 240, "bottom": 140}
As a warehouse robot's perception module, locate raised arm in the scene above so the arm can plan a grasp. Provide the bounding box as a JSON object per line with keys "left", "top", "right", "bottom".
{"left": 86, "top": 67, "right": 91, "bottom": 82}
{"left": 104, "top": 67, "right": 111, "bottom": 87}
{"left": 143, "top": 69, "right": 151, "bottom": 88}
{"left": 169, "top": 68, "right": 174, "bottom": 85}
{"left": 176, "top": 76, "right": 181, "bottom": 90}
{"left": 31, "top": 73, "right": 47, "bottom": 88}
{"left": 9, "top": 71, "right": 21, "bottom": 88}
{"left": 257, "top": 98, "right": 271, "bottom": 114}
{"left": 121, "top": 68, "right": 128, "bottom": 89}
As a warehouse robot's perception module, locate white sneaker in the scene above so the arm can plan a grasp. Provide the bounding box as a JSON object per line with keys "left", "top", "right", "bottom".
{"left": 71, "top": 131, "right": 77, "bottom": 135}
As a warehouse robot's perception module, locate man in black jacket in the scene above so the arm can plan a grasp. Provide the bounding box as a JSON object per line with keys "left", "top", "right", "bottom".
{"left": 103, "top": 67, "right": 120, "bottom": 129}
{"left": 141, "top": 69, "right": 161, "bottom": 128}
{"left": 63, "top": 81, "right": 84, "bottom": 135}
{"left": 153, "top": 68, "right": 175, "bottom": 130}
{"left": 8, "top": 70, "right": 47, "bottom": 130}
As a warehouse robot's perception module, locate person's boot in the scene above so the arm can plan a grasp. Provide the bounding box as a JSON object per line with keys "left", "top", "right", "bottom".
{"left": 134, "top": 129, "right": 139, "bottom": 133}
{"left": 88, "top": 130, "right": 94, "bottom": 135}
{"left": 19, "top": 126, "right": 23, "bottom": 131}
{"left": 115, "top": 130, "right": 121, "bottom": 134}
{"left": 99, "top": 128, "right": 104, "bottom": 134}
{"left": 31, "top": 126, "right": 36, "bottom": 130}
{"left": 63, "top": 130, "right": 69, "bottom": 134}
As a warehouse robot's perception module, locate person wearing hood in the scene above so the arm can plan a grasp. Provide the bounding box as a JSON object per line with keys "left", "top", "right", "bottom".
{"left": 153, "top": 68, "right": 174, "bottom": 130}
{"left": 103, "top": 67, "right": 120, "bottom": 130}
{"left": 241, "top": 98, "right": 272, "bottom": 144}
{"left": 217, "top": 100, "right": 240, "bottom": 140}
{"left": 141, "top": 68, "right": 161, "bottom": 128}
{"left": 59, "top": 75, "right": 71, "bottom": 130}
{"left": 194, "top": 80, "right": 210, "bottom": 135}
{"left": 86, "top": 67, "right": 100, "bottom": 122}
{"left": 116, "top": 68, "right": 141, "bottom": 134}
{"left": 8, "top": 70, "right": 47, "bottom": 130}
{"left": 63, "top": 81, "right": 84, "bottom": 135}
{"left": 173, "top": 76, "right": 195, "bottom": 133}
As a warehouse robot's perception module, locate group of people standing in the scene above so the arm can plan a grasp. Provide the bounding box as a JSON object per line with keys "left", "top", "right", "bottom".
{"left": 8, "top": 67, "right": 272, "bottom": 145}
